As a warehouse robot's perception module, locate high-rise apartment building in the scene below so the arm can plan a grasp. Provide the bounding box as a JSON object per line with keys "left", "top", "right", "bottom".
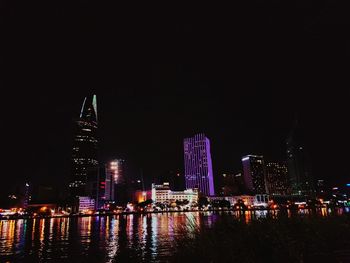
{"left": 242, "top": 155, "right": 267, "bottom": 194}
{"left": 104, "top": 159, "right": 126, "bottom": 203}
{"left": 265, "top": 162, "right": 289, "bottom": 196}
{"left": 184, "top": 133, "right": 215, "bottom": 196}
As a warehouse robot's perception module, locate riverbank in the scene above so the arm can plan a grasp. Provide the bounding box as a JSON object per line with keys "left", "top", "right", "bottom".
{"left": 1, "top": 206, "right": 348, "bottom": 220}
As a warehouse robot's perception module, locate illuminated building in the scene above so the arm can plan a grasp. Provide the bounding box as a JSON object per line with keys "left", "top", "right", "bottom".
{"left": 133, "top": 190, "right": 151, "bottom": 203}
{"left": 265, "top": 162, "right": 289, "bottom": 196}
{"left": 184, "top": 133, "right": 215, "bottom": 196}
{"left": 78, "top": 196, "right": 95, "bottom": 213}
{"left": 242, "top": 155, "right": 267, "bottom": 194}
{"left": 69, "top": 95, "right": 99, "bottom": 198}
{"left": 152, "top": 182, "right": 170, "bottom": 203}
{"left": 105, "top": 159, "right": 126, "bottom": 203}
{"left": 151, "top": 183, "right": 199, "bottom": 204}
{"left": 23, "top": 183, "right": 30, "bottom": 209}
{"left": 96, "top": 166, "right": 107, "bottom": 209}
{"left": 286, "top": 121, "right": 314, "bottom": 196}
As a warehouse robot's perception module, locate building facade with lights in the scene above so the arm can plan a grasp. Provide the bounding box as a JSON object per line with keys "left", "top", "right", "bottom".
{"left": 265, "top": 162, "right": 289, "bottom": 196}
{"left": 69, "top": 95, "right": 99, "bottom": 198}
{"left": 184, "top": 133, "right": 215, "bottom": 196}
{"left": 151, "top": 183, "right": 199, "bottom": 204}
{"left": 104, "top": 159, "right": 126, "bottom": 203}
{"left": 242, "top": 155, "right": 267, "bottom": 194}
{"left": 78, "top": 196, "right": 95, "bottom": 213}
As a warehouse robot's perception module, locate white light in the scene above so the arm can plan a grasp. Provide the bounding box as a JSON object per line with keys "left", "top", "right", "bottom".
{"left": 242, "top": 157, "right": 250, "bottom": 162}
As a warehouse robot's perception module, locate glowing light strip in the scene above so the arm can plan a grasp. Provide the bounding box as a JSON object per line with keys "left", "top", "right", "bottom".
{"left": 93, "top": 95, "right": 98, "bottom": 121}
{"left": 80, "top": 97, "right": 87, "bottom": 118}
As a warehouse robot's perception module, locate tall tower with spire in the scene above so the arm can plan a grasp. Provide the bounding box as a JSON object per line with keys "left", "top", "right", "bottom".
{"left": 69, "top": 95, "right": 99, "bottom": 198}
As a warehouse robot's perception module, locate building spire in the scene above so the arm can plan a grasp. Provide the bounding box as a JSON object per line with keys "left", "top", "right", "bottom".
{"left": 79, "top": 94, "right": 98, "bottom": 123}
{"left": 92, "top": 94, "right": 98, "bottom": 122}
{"left": 80, "top": 97, "right": 87, "bottom": 119}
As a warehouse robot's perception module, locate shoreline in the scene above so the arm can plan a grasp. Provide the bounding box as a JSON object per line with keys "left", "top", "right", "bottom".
{"left": 1, "top": 206, "right": 348, "bottom": 221}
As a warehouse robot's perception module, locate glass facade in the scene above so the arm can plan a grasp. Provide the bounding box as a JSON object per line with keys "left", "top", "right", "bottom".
{"left": 184, "top": 133, "right": 215, "bottom": 196}
{"left": 69, "top": 95, "right": 99, "bottom": 199}
{"left": 265, "top": 162, "right": 289, "bottom": 196}
{"left": 242, "top": 155, "right": 267, "bottom": 194}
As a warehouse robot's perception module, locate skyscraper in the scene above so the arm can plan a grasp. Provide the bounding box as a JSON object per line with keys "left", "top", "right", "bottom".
{"left": 242, "top": 155, "right": 267, "bottom": 194}
{"left": 286, "top": 120, "right": 314, "bottom": 196}
{"left": 265, "top": 162, "right": 289, "bottom": 196}
{"left": 104, "top": 159, "right": 126, "bottom": 203}
{"left": 184, "top": 133, "right": 215, "bottom": 196}
{"left": 69, "top": 95, "right": 99, "bottom": 198}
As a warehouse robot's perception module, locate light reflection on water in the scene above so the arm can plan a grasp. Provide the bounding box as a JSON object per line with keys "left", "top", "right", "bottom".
{"left": 0, "top": 209, "right": 348, "bottom": 262}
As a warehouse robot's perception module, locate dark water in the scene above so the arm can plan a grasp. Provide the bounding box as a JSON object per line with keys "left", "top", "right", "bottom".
{"left": 0, "top": 208, "right": 349, "bottom": 262}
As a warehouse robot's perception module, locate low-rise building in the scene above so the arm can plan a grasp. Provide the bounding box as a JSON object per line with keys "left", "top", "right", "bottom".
{"left": 78, "top": 196, "right": 95, "bottom": 213}
{"left": 152, "top": 182, "right": 198, "bottom": 204}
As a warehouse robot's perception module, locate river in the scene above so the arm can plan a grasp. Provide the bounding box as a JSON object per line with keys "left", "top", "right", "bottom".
{"left": 1, "top": 208, "right": 349, "bottom": 262}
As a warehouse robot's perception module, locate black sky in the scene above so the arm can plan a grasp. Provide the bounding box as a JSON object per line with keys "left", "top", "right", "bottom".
{"left": 1, "top": 1, "right": 349, "bottom": 199}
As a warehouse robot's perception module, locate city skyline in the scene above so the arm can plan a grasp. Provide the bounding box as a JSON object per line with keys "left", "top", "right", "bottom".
{"left": 1, "top": 2, "right": 350, "bottom": 262}
{"left": 1, "top": 90, "right": 348, "bottom": 204}
{"left": 1, "top": 3, "right": 349, "bottom": 203}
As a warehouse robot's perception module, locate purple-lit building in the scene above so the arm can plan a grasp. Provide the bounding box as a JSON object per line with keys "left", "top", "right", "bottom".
{"left": 184, "top": 133, "right": 215, "bottom": 196}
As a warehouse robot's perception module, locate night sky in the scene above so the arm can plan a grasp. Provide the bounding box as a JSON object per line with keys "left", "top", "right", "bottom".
{"left": 1, "top": 1, "right": 349, "bottom": 200}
